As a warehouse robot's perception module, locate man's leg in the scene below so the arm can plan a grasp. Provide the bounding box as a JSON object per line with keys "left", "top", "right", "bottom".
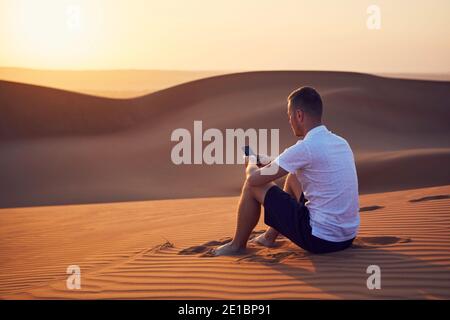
{"left": 213, "top": 179, "right": 275, "bottom": 256}
{"left": 252, "top": 173, "right": 302, "bottom": 246}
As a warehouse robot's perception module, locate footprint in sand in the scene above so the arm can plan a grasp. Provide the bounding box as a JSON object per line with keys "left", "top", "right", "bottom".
{"left": 178, "top": 230, "right": 269, "bottom": 257}
{"left": 143, "top": 240, "right": 174, "bottom": 256}
{"left": 409, "top": 194, "right": 450, "bottom": 203}
{"left": 178, "top": 229, "right": 300, "bottom": 264}
{"left": 178, "top": 237, "right": 232, "bottom": 256}
{"left": 352, "top": 236, "right": 411, "bottom": 249}
{"left": 360, "top": 205, "right": 384, "bottom": 212}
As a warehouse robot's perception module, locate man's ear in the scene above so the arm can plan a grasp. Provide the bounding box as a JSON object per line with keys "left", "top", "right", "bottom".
{"left": 296, "top": 109, "right": 303, "bottom": 122}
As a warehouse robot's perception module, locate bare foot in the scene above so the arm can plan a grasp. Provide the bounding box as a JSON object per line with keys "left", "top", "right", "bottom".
{"left": 251, "top": 232, "right": 276, "bottom": 248}
{"left": 212, "top": 242, "right": 246, "bottom": 256}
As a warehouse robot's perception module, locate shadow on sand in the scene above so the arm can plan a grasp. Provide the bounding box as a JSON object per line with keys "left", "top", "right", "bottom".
{"left": 178, "top": 232, "right": 449, "bottom": 299}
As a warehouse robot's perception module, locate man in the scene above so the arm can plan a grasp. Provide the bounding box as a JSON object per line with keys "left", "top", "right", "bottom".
{"left": 214, "top": 86, "right": 359, "bottom": 255}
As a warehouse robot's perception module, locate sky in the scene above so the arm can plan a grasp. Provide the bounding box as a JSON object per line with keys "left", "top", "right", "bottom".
{"left": 1, "top": 0, "right": 449, "bottom": 73}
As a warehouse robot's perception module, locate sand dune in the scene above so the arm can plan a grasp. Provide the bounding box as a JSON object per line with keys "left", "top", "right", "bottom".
{"left": 356, "top": 148, "right": 450, "bottom": 194}
{"left": 1, "top": 71, "right": 450, "bottom": 207}
{"left": 380, "top": 72, "right": 450, "bottom": 82}
{"left": 0, "top": 185, "right": 449, "bottom": 299}
{"left": 0, "top": 68, "right": 222, "bottom": 98}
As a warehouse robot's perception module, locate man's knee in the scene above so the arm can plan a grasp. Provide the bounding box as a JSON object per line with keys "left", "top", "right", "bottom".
{"left": 242, "top": 178, "right": 257, "bottom": 195}
{"left": 243, "top": 177, "right": 276, "bottom": 203}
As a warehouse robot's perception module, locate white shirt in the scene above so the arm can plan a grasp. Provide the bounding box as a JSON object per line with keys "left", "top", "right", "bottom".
{"left": 274, "top": 125, "right": 360, "bottom": 242}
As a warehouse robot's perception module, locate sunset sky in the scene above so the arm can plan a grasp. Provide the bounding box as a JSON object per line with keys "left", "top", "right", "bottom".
{"left": 1, "top": 0, "right": 449, "bottom": 73}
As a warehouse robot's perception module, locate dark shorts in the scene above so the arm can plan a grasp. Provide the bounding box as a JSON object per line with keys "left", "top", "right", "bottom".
{"left": 263, "top": 185, "right": 354, "bottom": 254}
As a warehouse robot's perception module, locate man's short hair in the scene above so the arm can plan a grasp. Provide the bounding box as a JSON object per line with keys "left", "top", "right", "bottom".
{"left": 287, "top": 86, "right": 323, "bottom": 118}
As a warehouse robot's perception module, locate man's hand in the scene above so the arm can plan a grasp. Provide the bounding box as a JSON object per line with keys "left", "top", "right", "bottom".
{"left": 244, "top": 154, "right": 272, "bottom": 168}
{"left": 258, "top": 154, "right": 273, "bottom": 166}
{"left": 244, "top": 155, "right": 289, "bottom": 186}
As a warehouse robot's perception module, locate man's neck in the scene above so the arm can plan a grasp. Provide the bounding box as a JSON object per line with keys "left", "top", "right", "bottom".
{"left": 304, "top": 122, "right": 323, "bottom": 135}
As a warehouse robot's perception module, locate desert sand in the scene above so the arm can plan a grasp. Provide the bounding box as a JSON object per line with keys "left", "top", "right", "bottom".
{"left": 0, "top": 185, "right": 449, "bottom": 299}
{"left": 0, "top": 71, "right": 449, "bottom": 299}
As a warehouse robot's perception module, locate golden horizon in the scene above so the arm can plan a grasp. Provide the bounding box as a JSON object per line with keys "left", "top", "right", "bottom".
{"left": 0, "top": 0, "right": 449, "bottom": 73}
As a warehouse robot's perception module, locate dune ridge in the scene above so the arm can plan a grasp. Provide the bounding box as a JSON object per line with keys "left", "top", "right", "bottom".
{"left": 1, "top": 71, "right": 449, "bottom": 208}
{"left": 0, "top": 68, "right": 222, "bottom": 98}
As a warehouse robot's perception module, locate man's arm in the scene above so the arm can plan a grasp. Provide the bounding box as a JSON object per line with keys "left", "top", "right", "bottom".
{"left": 246, "top": 156, "right": 289, "bottom": 186}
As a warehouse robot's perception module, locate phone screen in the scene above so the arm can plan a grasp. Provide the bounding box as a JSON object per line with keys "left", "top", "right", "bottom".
{"left": 243, "top": 146, "right": 254, "bottom": 157}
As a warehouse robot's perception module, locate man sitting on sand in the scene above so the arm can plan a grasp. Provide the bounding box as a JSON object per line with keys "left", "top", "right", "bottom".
{"left": 214, "top": 87, "right": 359, "bottom": 256}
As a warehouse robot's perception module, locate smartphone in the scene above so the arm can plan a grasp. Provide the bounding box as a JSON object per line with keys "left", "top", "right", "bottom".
{"left": 243, "top": 145, "right": 255, "bottom": 157}
{"left": 242, "top": 146, "right": 261, "bottom": 166}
